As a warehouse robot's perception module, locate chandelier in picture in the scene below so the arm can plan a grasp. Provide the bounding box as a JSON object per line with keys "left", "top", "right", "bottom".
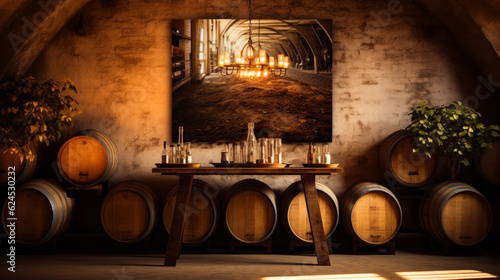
{"left": 218, "top": 0, "right": 289, "bottom": 79}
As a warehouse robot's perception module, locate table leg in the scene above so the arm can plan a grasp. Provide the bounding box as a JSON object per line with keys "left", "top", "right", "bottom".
{"left": 164, "top": 174, "right": 194, "bottom": 266}
{"left": 301, "top": 174, "right": 331, "bottom": 266}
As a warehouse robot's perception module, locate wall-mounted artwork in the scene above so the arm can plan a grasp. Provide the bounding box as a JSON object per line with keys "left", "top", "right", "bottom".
{"left": 171, "top": 19, "right": 332, "bottom": 143}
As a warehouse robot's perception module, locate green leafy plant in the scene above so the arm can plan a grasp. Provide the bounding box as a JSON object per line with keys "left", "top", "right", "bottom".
{"left": 0, "top": 76, "right": 80, "bottom": 162}
{"left": 407, "top": 101, "right": 499, "bottom": 179}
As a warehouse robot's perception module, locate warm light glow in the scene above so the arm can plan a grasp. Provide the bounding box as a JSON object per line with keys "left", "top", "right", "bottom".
{"left": 284, "top": 56, "right": 289, "bottom": 68}
{"left": 395, "top": 270, "right": 497, "bottom": 280}
{"left": 224, "top": 52, "right": 230, "bottom": 65}
{"left": 278, "top": 54, "right": 284, "bottom": 67}
{"left": 245, "top": 45, "right": 255, "bottom": 62}
{"left": 259, "top": 49, "right": 267, "bottom": 64}
{"left": 269, "top": 57, "right": 275, "bottom": 67}
{"left": 264, "top": 70, "right": 268, "bottom": 77}
{"left": 262, "top": 273, "right": 387, "bottom": 280}
{"left": 218, "top": 55, "right": 224, "bottom": 67}
{"left": 262, "top": 271, "right": 498, "bottom": 280}
{"left": 235, "top": 51, "right": 242, "bottom": 64}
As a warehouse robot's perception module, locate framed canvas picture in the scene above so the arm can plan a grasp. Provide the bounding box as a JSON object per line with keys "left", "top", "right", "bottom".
{"left": 171, "top": 19, "right": 332, "bottom": 143}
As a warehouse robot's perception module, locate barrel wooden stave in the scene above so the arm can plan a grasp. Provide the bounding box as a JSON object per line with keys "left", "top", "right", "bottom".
{"left": 477, "top": 139, "right": 500, "bottom": 185}
{"left": 163, "top": 179, "right": 219, "bottom": 244}
{"left": 281, "top": 181, "right": 339, "bottom": 243}
{"left": 341, "top": 182, "right": 402, "bottom": 245}
{"left": 420, "top": 181, "right": 492, "bottom": 246}
{"left": 101, "top": 181, "right": 157, "bottom": 243}
{"left": 379, "top": 130, "right": 437, "bottom": 188}
{"left": 57, "top": 129, "right": 117, "bottom": 188}
{"left": 1, "top": 145, "right": 38, "bottom": 185}
{"left": 1, "top": 179, "right": 73, "bottom": 245}
{"left": 223, "top": 179, "right": 277, "bottom": 244}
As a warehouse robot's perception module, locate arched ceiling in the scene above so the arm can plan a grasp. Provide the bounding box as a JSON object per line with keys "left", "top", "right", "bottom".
{"left": 218, "top": 19, "right": 332, "bottom": 64}
{"left": 0, "top": 0, "right": 499, "bottom": 82}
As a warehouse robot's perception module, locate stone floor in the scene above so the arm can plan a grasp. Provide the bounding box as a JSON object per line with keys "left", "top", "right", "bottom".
{"left": 1, "top": 250, "right": 499, "bottom": 280}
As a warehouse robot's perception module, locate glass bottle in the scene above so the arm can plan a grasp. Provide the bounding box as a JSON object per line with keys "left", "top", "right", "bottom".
{"left": 274, "top": 138, "right": 282, "bottom": 164}
{"left": 257, "top": 138, "right": 267, "bottom": 164}
{"left": 170, "top": 144, "right": 176, "bottom": 164}
{"left": 176, "top": 144, "right": 181, "bottom": 163}
{"left": 178, "top": 126, "right": 184, "bottom": 147}
{"left": 233, "top": 142, "right": 241, "bottom": 163}
{"left": 323, "top": 144, "right": 331, "bottom": 164}
{"left": 161, "top": 141, "right": 167, "bottom": 164}
{"left": 241, "top": 140, "right": 247, "bottom": 163}
{"left": 178, "top": 126, "right": 185, "bottom": 163}
{"left": 315, "top": 145, "right": 322, "bottom": 164}
{"left": 307, "top": 143, "right": 314, "bottom": 164}
{"left": 246, "top": 123, "right": 257, "bottom": 163}
{"left": 267, "top": 138, "right": 274, "bottom": 164}
{"left": 186, "top": 142, "right": 192, "bottom": 164}
{"left": 228, "top": 142, "right": 233, "bottom": 163}
{"left": 221, "top": 143, "right": 229, "bottom": 163}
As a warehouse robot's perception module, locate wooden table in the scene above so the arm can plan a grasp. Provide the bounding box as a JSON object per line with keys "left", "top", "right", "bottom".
{"left": 152, "top": 166, "right": 343, "bottom": 266}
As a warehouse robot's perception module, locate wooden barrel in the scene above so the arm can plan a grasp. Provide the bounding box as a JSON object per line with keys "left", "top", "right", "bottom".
{"left": 380, "top": 130, "right": 438, "bottom": 188}
{"left": 476, "top": 138, "right": 500, "bottom": 185}
{"left": 281, "top": 181, "right": 339, "bottom": 243}
{"left": 420, "top": 181, "right": 492, "bottom": 246}
{"left": 57, "top": 129, "right": 117, "bottom": 188}
{"left": 223, "top": 179, "right": 278, "bottom": 244}
{"left": 163, "top": 179, "right": 219, "bottom": 244}
{"left": 1, "top": 179, "right": 74, "bottom": 245}
{"left": 101, "top": 181, "right": 157, "bottom": 243}
{"left": 341, "top": 182, "right": 402, "bottom": 245}
{"left": 0, "top": 144, "right": 38, "bottom": 185}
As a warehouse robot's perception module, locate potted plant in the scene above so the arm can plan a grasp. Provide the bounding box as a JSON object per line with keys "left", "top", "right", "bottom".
{"left": 406, "top": 101, "right": 499, "bottom": 179}
{"left": 0, "top": 76, "right": 80, "bottom": 162}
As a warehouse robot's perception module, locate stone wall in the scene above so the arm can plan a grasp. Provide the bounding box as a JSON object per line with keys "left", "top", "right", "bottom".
{"left": 26, "top": 0, "right": 500, "bottom": 197}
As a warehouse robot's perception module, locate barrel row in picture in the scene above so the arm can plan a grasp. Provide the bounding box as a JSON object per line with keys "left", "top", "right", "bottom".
{"left": 1, "top": 179, "right": 74, "bottom": 245}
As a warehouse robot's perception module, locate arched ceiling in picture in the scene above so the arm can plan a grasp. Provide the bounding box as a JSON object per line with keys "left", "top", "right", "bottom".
{"left": 217, "top": 19, "right": 333, "bottom": 64}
